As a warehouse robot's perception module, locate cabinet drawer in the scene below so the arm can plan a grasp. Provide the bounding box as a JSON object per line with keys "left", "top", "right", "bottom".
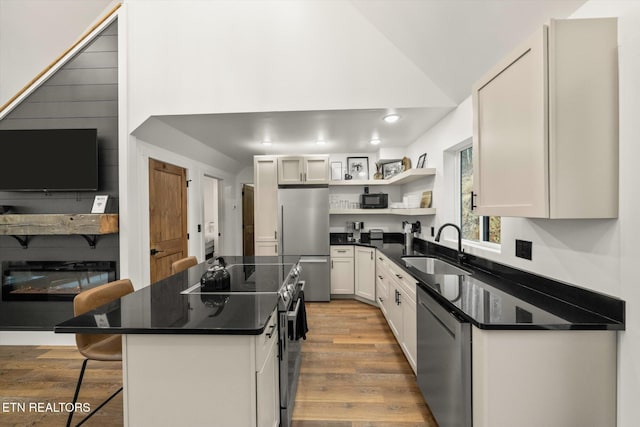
{"left": 331, "top": 246, "right": 354, "bottom": 258}
{"left": 255, "top": 310, "right": 278, "bottom": 369}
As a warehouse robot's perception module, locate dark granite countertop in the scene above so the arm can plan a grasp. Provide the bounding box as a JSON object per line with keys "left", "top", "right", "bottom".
{"left": 331, "top": 236, "right": 624, "bottom": 331}
{"left": 55, "top": 256, "right": 300, "bottom": 336}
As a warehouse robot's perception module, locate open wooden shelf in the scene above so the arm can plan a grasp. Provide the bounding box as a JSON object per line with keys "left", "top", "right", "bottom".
{"left": 329, "top": 208, "right": 436, "bottom": 216}
{"left": 0, "top": 214, "right": 118, "bottom": 248}
{"left": 329, "top": 168, "right": 436, "bottom": 186}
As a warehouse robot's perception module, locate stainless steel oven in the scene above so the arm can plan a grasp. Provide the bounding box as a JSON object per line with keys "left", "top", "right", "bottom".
{"left": 278, "top": 267, "right": 304, "bottom": 427}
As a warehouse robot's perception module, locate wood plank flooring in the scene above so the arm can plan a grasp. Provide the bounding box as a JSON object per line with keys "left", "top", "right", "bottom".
{"left": 0, "top": 300, "right": 437, "bottom": 426}
{"left": 292, "top": 300, "right": 436, "bottom": 427}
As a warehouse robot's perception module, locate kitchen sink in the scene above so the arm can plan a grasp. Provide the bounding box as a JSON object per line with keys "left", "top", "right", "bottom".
{"left": 402, "top": 257, "right": 471, "bottom": 276}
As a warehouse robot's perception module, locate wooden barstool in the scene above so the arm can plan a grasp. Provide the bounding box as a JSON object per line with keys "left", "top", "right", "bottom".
{"left": 170, "top": 256, "right": 198, "bottom": 275}
{"left": 67, "top": 279, "right": 134, "bottom": 427}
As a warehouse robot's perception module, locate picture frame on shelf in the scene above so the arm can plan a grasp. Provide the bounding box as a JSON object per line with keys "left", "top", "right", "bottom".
{"left": 382, "top": 160, "right": 403, "bottom": 179}
{"left": 331, "top": 162, "right": 342, "bottom": 180}
{"left": 91, "top": 195, "right": 109, "bottom": 213}
{"left": 346, "top": 157, "right": 369, "bottom": 180}
{"left": 417, "top": 153, "right": 427, "bottom": 168}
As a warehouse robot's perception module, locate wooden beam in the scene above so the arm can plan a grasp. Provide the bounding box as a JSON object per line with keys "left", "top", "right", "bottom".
{"left": 0, "top": 214, "right": 119, "bottom": 235}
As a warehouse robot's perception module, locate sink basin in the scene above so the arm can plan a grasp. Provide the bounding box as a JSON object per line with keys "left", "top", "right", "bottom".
{"left": 402, "top": 257, "right": 470, "bottom": 276}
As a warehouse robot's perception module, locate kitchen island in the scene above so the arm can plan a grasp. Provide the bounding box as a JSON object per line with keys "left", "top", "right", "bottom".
{"left": 55, "top": 256, "right": 301, "bottom": 427}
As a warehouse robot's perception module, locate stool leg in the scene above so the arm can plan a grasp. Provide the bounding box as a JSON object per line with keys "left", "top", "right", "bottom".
{"left": 67, "top": 358, "right": 88, "bottom": 427}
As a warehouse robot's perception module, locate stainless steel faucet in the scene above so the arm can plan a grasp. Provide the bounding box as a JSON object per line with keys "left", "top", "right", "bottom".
{"left": 435, "top": 223, "right": 466, "bottom": 264}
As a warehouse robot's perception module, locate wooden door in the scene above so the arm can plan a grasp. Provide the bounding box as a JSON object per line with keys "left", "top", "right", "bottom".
{"left": 149, "top": 158, "right": 188, "bottom": 283}
{"left": 242, "top": 184, "right": 255, "bottom": 256}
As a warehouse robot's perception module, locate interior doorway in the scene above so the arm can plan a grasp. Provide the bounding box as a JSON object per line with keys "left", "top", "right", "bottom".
{"left": 242, "top": 184, "right": 255, "bottom": 256}
{"left": 203, "top": 175, "right": 220, "bottom": 260}
{"left": 148, "top": 158, "right": 188, "bottom": 283}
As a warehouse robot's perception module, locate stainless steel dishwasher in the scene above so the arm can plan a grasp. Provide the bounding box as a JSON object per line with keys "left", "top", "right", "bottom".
{"left": 417, "top": 285, "right": 472, "bottom": 427}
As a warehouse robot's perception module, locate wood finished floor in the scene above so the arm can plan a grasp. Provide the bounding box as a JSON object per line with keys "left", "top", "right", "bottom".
{"left": 0, "top": 300, "right": 436, "bottom": 426}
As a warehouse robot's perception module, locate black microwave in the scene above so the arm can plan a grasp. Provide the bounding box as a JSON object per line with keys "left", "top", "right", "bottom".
{"left": 360, "top": 193, "right": 388, "bottom": 209}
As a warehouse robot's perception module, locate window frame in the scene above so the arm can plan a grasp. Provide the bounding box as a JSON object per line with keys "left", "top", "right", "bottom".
{"left": 455, "top": 144, "right": 501, "bottom": 251}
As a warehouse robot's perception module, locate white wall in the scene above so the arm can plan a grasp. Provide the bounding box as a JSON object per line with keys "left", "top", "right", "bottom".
{"left": 0, "top": 0, "right": 114, "bottom": 105}
{"left": 124, "top": 0, "right": 454, "bottom": 133}
{"left": 406, "top": 2, "right": 640, "bottom": 425}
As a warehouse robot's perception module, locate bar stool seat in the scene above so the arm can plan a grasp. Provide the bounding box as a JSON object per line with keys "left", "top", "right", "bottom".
{"left": 171, "top": 256, "right": 198, "bottom": 275}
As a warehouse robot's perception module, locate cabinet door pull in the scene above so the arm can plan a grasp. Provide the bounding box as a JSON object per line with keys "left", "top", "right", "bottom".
{"left": 300, "top": 173, "right": 303, "bottom": 181}
{"left": 274, "top": 230, "right": 277, "bottom": 239}
{"left": 331, "top": 260, "right": 334, "bottom": 269}
{"left": 378, "top": 275, "right": 383, "bottom": 280}
{"left": 378, "top": 257, "right": 383, "bottom": 261}
{"left": 370, "top": 252, "right": 373, "bottom": 260}
{"left": 303, "top": 172, "right": 307, "bottom": 181}
{"left": 395, "top": 273, "right": 403, "bottom": 279}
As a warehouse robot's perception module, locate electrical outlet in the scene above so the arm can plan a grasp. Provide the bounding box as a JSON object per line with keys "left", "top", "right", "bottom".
{"left": 515, "top": 239, "right": 532, "bottom": 260}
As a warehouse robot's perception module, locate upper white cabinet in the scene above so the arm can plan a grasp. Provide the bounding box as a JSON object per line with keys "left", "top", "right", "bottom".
{"left": 278, "top": 155, "right": 329, "bottom": 185}
{"left": 472, "top": 18, "right": 618, "bottom": 218}
{"left": 254, "top": 156, "right": 278, "bottom": 255}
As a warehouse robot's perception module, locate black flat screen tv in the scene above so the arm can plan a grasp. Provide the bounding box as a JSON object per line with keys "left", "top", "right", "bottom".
{"left": 0, "top": 128, "right": 98, "bottom": 191}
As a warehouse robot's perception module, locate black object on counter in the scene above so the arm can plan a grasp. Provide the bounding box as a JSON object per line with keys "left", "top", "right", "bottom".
{"left": 200, "top": 257, "right": 231, "bottom": 291}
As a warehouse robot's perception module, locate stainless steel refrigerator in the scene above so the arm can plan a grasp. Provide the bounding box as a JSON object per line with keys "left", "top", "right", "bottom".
{"left": 278, "top": 187, "right": 330, "bottom": 302}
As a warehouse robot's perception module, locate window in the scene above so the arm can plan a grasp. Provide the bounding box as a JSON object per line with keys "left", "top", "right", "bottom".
{"left": 460, "top": 146, "right": 501, "bottom": 244}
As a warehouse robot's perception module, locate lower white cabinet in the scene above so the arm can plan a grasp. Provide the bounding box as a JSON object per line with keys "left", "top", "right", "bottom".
{"left": 355, "top": 246, "right": 375, "bottom": 302}
{"left": 331, "top": 246, "right": 354, "bottom": 294}
{"left": 255, "top": 240, "right": 278, "bottom": 256}
{"left": 122, "top": 310, "right": 280, "bottom": 427}
{"left": 256, "top": 326, "right": 279, "bottom": 427}
{"left": 376, "top": 250, "right": 417, "bottom": 374}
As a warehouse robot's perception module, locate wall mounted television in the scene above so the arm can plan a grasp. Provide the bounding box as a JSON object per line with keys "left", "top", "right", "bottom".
{"left": 0, "top": 128, "right": 98, "bottom": 191}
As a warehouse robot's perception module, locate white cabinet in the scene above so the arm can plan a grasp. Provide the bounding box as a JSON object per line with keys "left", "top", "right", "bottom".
{"left": 278, "top": 155, "right": 329, "bottom": 185}
{"left": 472, "top": 328, "right": 616, "bottom": 427}
{"left": 330, "top": 246, "right": 354, "bottom": 294}
{"left": 256, "top": 313, "right": 280, "bottom": 427}
{"left": 255, "top": 241, "right": 278, "bottom": 256}
{"left": 123, "top": 310, "right": 280, "bottom": 427}
{"left": 354, "top": 246, "right": 375, "bottom": 302}
{"left": 376, "top": 250, "right": 417, "bottom": 374}
{"left": 472, "top": 18, "right": 618, "bottom": 218}
{"left": 254, "top": 156, "right": 279, "bottom": 254}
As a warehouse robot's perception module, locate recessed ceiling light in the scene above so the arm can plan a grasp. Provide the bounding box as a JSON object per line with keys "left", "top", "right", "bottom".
{"left": 316, "top": 139, "right": 326, "bottom": 145}
{"left": 370, "top": 138, "right": 381, "bottom": 145}
{"left": 383, "top": 114, "right": 400, "bottom": 124}
{"left": 262, "top": 141, "right": 272, "bottom": 146}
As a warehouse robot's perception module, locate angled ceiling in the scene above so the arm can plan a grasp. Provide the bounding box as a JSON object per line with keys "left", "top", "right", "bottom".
{"left": 144, "top": 0, "right": 587, "bottom": 167}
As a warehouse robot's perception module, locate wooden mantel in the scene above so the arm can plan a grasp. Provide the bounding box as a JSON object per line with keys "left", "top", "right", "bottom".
{"left": 0, "top": 214, "right": 118, "bottom": 248}
{"left": 0, "top": 214, "right": 118, "bottom": 235}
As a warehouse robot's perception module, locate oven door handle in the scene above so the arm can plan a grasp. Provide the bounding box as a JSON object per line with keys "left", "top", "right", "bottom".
{"left": 287, "top": 298, "right": 301, "bottom": 321}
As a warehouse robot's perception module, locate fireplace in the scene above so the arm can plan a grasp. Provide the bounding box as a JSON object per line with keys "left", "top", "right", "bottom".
{"left": 2, "top": 261, "right": 117, "bottom": 302}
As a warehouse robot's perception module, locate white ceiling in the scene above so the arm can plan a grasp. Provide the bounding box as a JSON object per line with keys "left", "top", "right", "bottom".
{"left": 150, "top": 0, "right": 586, "bottom": 165}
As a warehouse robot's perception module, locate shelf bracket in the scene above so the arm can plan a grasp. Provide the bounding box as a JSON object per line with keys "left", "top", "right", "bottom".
{"left": 10, "top": 235, "right": 31, "bottom": 249}
{"left": 80, "top": 235, "right": 98, "bottom": 249}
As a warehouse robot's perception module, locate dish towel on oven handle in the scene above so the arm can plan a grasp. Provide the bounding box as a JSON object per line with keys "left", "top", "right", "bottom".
{"left": 293, "top": 290, "right": 309, "bottom": 341}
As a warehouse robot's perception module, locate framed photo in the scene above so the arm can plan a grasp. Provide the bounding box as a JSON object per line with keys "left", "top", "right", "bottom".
{"left": 382, "top": 160, "right": 403, "bottom": 179}
{"left": 346, "top": 157, "right": 369, "bottom": 180}
{"left": 417, "top": 153, "right": 427, "bottom": 169}
{"left": 331, "top": 162, "right": 342, "bottom": 180}
{"left": 91, "top": 195, "right": 109, "bottom": 213}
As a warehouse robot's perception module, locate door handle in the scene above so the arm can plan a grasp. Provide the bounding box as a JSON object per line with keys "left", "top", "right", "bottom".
{"left": 300, "top": 173, "right": 303, "bottom": 181}
{"left": 471, "top": 191, "right": 478, "bottom": 210}
{"left": 150, "top": 248, "right": 164, "bottom": 256}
